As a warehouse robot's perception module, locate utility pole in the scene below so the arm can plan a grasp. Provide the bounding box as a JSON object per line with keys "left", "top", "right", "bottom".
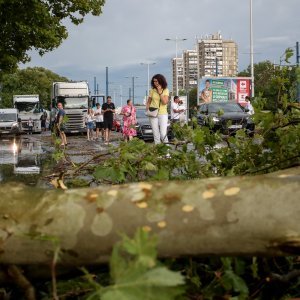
{"left": 250, "top": 0, "right": 255, "bottom": 97}
{"left": 125, "top": 76, "right": 138, "bottom": 104}
{"left": 105, "top": 67, "right": 109, "bottom": 100}
{"left": 165, "top": 37, "right": 187, "bottom": 96}
{"left": 296, "top": 41, "right": 300, "bottom": 103}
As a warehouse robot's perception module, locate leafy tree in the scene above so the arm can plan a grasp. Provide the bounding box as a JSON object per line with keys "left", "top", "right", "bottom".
{"left": 0, "top": 67, "right": 69, "bottom": 108}
{"left": 0, "top": 0, "right": 105, "bottom": 75}
{"left": 239, "top": 60, "right": 298, "bottom": 109}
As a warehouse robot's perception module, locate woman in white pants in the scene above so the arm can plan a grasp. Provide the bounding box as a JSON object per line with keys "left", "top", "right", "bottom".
{"left": 146, "top": 74, "right": 169, "bottom": 144}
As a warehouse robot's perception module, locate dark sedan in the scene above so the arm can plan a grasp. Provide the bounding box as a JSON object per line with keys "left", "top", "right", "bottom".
{"left": 135, "top": 109, "right": 172, "bottom": 141}
{"left": 197, "top": 102, "right": 255, "bottom": 135}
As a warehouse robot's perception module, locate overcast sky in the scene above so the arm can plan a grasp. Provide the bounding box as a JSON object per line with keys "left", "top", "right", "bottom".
{"left": 25, "top": 0, "right": 300, "bottom": 106}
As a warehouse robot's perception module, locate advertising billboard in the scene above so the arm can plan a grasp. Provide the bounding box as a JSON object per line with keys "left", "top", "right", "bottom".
{"left": 198, "top": 77, "right": 252, "bottom": 105}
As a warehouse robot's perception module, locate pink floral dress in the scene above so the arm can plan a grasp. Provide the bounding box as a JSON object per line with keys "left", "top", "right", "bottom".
{"left": 122, "top": 105, "right": 137, "bottom": 137}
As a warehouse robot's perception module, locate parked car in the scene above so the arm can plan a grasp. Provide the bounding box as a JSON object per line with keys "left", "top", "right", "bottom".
{"left": 135, "top": 109, "right": 172, "bottom": 141}
{"left": 197, "top": 102, "right": 255, "bottom": 135}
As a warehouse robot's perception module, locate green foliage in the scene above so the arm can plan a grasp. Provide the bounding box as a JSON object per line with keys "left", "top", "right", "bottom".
{"left": 0, "top": 67, "right": 68, "bottom": 108}
{"left": 85, "top": 228, "right": 185, "bottom": 300}
{"left": 0, "top": 0, "right": 105, "bottom": 75}
{"left": 238, "top": 54, "right": 298, "bottom": 109}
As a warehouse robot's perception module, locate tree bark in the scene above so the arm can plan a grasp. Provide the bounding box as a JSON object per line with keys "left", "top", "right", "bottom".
{"left": 0, "top": 167, "right": 300, "bottom": 266}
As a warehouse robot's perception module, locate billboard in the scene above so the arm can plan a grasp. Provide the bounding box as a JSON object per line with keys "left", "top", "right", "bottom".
{"left": 198, "top": 77, "right": 252, "bottom": 105}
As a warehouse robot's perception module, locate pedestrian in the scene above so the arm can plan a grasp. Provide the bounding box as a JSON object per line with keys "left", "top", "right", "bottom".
{"left": 40, "top": 111, "right": 47, "bottom": 132}
{"left": 146, "top": 74, "right": 169, "bottom": 144}
{"left": 171, "top": 96, "right": 185, "bottom": 123}
{"left": 55, "top": 102, "right": 68, "bottom": 147}
{"left": 102, "top": 96, "right": 115, "bottom": 144}
{"left": 49, "top": 104, "right": 57, "bottom": 132}
{"left": 245, "top": 96, "right": 255, "bottom": 115}
{"left": 94, "top": 103, "right": 104, "bottom": 141}
{"left": 121, "top": 99, "right": 136, "bottom": 142}
{"left": 85, "top": 108, "right": 95, "bottom": 141}
{"left": 28, "top": 117, "right": 34, "bottom": 134}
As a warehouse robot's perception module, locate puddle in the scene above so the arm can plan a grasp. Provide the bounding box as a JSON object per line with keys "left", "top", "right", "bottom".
{"left": 0, "top": 136, "right": 46, "bottom": 186}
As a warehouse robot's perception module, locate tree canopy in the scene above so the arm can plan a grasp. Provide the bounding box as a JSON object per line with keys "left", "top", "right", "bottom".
{"left": 0, "top": 0, "right": 105, "bottom": 75}
{"left": 0, "top": 67, "right": 69, "bottom": 108}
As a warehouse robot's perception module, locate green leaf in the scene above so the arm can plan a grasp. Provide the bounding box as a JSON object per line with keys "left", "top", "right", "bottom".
{"left": 222, "top": 270, "right": 249, "bottom": 297}
{"left": 102, "top": 267, "right": 185, "bottom": 300}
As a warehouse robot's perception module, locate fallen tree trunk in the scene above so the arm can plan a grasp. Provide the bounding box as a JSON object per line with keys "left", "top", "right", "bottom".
{"left": 0, "top": 167, "right": 300, "bottom": 266}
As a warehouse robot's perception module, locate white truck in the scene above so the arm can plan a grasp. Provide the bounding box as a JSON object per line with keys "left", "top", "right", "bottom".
{"left": 0, "top": 108, "right": 21, "bottom": 136}
{"left": 13, "top": 95, "right": 44, "bottom": 133}
{"left": 52, "top": 81, "right": 90, "bottom": 133}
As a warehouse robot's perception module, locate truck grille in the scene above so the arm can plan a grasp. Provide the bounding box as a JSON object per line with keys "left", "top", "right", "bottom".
{"left": 65, "top": 112, "right": 85, "bottom": 130}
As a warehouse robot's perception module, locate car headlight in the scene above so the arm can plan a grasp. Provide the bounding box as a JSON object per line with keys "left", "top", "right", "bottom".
{"left": 212, "top": 116, "right": 221, "bottom": 123}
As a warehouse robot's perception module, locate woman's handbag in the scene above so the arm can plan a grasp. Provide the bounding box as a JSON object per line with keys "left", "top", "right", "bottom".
{"left": 145, "top": 106, "right": 159, "bottom": 117}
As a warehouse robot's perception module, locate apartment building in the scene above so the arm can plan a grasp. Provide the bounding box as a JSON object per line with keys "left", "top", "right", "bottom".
{"left": 170, "top": 32, "right": 238, "bottom": 94}
{"left": 197, "top": 32, "right": 238, "bottom": 78}
{"left": 171, "top": 57, "right": 184, "bottom": 96}
{"left": 183, "top": 49, "right": 198, "bottom": 91}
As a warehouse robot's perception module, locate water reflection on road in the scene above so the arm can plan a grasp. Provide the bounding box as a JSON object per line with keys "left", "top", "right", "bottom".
{"left": 0, "top": 136, "right": 44, "bottom": 185}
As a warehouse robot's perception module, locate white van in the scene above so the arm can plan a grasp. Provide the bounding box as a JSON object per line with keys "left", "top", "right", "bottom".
{"left": 0, "top": 108, "right": 21, "bottom": 136}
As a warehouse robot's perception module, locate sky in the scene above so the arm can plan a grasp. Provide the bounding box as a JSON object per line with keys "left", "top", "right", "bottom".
{"left": 24, "top": 0, "right": 300, "bottom": 106}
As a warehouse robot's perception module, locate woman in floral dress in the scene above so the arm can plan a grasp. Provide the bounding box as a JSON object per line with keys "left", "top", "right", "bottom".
{"left": 121, "top": 99, "right": 136, "bottom": 141}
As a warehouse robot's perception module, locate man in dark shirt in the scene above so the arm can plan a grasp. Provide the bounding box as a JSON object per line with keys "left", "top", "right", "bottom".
{"left": 102, "top": 96, "right": 115, "bottom": 144}
{"left": 55, "top": 102, "right": 68, "bottom": 146}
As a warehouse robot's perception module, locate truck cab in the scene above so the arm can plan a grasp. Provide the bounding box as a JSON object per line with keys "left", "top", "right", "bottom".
{"left": 13, "top": 94, "right": 44, "bottom": 133}
{"left": 52, "top": 81, "right": 90, "bottom": 134}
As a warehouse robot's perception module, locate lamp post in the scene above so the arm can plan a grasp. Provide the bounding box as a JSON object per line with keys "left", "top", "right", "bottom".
{"left": 250, "top": 0, "right": 254, "bottom": 97}
{"left": 125, "top": 76, "right": 138, "bottom": 104}
{"left": 165, "top": 37, "right": 187, "bottom": 96}
{"left": 140, "top": 62, "right": 156, "bottom": 96}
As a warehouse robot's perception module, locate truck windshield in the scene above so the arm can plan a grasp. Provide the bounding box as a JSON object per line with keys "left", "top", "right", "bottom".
{"left": 15, "top": 102, "right": 38, "bottom": 112}
{"left": 0, "top": 114, "right": 17, "bottom": 122}
{"left": 64, "top": 97, "right": 89, "bottom": 109}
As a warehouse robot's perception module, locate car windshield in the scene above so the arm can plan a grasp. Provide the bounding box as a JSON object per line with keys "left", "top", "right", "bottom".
{"left": 64, "top": 97, "right": 89, "bottom": 109}
{"left": 208, "top": 103, "right": 243, "bottom": 113}
{"left": 15, "top": 102, "right": 38, "bottom": 112}
{"left": 0, "top": 113, "right": 17, "bottom": 122}
{"left": 136, "top": 109, "right": 147, "bottom": 119}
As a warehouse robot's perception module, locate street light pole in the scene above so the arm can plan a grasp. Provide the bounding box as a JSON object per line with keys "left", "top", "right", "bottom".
{"left": 165, "top": 37, "right": 187, "bottom": 96}
{"left": 140, "top": 62, "right": 156, "bottom": 96}
{"left": 250, "top": 0, "right": 255, "bottom": 97}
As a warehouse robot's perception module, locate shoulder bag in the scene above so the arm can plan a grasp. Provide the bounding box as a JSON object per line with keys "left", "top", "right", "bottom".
{"left": 146, "top": 92, "right": 162, "bottom": 117}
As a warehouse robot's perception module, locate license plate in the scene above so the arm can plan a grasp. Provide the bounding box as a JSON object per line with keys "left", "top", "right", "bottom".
{"left": 144, "top": 129, "right": 153, "bottom": 134}
{"left": 229, "top": 125, "right": 242, "bottom": 129}
{"left": 70, "top": 130, "right": 79, "bottom": 133}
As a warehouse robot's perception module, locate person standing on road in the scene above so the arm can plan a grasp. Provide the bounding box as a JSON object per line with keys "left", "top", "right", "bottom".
{"left": 40, "top": 111, "right": 47, "bottom": 132}
{"left": 171, "top": 96, "right": 185, "bottom": 123}
{"left": 55, "top": 102, "right": 68, "bottom": 147}
{"left": 146, "top": 74, "right": 169, "bottom": 144}
{"left": 85, "top": 108, "right": 95, "bottom": 141}
{"left": 102, "top": 96, "right": 115, "bottom": 144}
{"left": 121, "top": 99, "right": 137, "bottom": 142}
{"left": 94, "top": 103, "right": 104, "bottom": 141}
{"left": 28, "top": 117, "right": 34, "bottom": 134}
{"left": 245, "top": 96, "right": 255, "bottom": 115}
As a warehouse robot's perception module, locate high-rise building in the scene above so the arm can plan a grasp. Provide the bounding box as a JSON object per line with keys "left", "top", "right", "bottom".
{"left": 170, "top": 32, "right": 238, "bottom": 94}
{"left": 171, "top": 57, "right": 184, "bottom": 96}
{"left": 222, "top": 39, "right": 238, "bottom": 77}
{"left": 197, "top": 32, "right": 238, "bottom": 78}
{"left": 183, "top": 49, "right": 198, "bottom": 91}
